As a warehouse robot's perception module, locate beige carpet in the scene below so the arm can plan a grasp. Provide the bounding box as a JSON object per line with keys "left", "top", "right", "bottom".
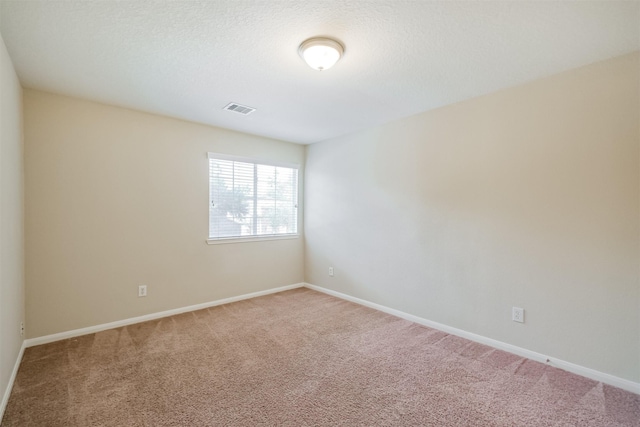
{"left": 2, "top": 288, "right": 639, "bottom": 426}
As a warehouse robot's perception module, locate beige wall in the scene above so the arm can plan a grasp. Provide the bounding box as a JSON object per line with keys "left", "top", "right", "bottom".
{"left": 17, "top": 50, "right": 640, "bottom": 384}
{"left": 0, "top": 33, "right": 24, "bottom": 408}
{"left": 305, "top": 53, "right": 640, "bottom": 382}
{"left": 24, "top": 90, "right": 305, "bottom": 338}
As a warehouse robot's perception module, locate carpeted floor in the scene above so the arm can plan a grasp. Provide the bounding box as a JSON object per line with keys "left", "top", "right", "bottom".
{"left": 2, "top": 288, "right": 639, "bottom": 426}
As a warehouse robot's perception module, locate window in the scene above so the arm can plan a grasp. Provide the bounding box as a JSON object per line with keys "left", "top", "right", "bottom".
{"left": 208, "top": 153, "right": 299, "bottom": 243}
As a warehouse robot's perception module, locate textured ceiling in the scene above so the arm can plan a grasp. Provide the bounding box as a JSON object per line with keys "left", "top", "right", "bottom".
{"left": 1, "top": 1, "right": 638, "bottom": 144}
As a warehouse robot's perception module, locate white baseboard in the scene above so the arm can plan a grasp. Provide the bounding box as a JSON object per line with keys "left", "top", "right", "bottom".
{"left": 19, "top": 281, "right": 640, "bottom": 395}
{"left": 25, "top": 283, "right": 305, "bottom": 348}
{"left": 0, "top": 339, "right": 26, "bottom": 422}
{"left": 303, "top": 283, "right": 640, "bottom": 395}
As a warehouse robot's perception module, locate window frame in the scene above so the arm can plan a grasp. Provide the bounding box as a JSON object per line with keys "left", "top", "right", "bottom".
{"left": 206, "top": 152, "right": 300, "bottom": 245}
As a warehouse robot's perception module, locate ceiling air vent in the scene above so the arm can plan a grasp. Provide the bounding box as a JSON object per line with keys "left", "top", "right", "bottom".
{"left": 223, "top": 102, "right": 256, "bottom": 115}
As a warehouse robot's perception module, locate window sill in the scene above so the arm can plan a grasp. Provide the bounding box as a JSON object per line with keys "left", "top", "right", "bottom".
{"left": 206, "top": 234, "right": 299, "bottom": 245}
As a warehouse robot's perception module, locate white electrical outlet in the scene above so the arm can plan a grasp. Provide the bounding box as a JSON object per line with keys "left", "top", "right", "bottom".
{"left": 512, "top": 307, "right": 524, "bottom": 323}
{"left": 329, "top": 267, "right": 334, "bottom": 277}
{"left": 20, "top": 322, "right": 24, "bottom": 337}
{"left": 138, "top": 285, "right": 147, "bottom": 297}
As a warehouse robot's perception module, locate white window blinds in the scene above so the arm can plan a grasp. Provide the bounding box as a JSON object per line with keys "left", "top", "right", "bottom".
{"left": 208, "top": 153, "right": 299, "bottom": 240}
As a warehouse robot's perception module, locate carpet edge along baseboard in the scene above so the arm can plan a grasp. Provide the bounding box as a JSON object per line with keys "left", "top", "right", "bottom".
{"left": 20, "top": 281, "right": 640, "bottom": 395}
{"left": 304, "top": 283, "right": 640, "bottom": 395}
{"left": 25, "top": 283, "right": 306, "bottom": 347}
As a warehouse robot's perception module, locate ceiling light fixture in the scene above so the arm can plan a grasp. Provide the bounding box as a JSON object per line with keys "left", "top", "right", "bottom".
{"left": 298, "top": 37, "right": 344, "bottom": 71}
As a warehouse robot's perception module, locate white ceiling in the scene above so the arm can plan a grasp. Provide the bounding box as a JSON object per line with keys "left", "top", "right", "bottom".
{"left": 1, "top": 1, "right": 638, "bottom": 145}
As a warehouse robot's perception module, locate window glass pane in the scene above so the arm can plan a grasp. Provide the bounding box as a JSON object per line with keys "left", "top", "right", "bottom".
{"left": 209, "top": 155, "right": 298, "bottom": 240}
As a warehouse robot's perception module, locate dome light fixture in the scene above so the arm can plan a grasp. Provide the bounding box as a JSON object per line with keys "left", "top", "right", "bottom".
{"left": 298, "top": 37, "right": 345, "bottom": 71}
